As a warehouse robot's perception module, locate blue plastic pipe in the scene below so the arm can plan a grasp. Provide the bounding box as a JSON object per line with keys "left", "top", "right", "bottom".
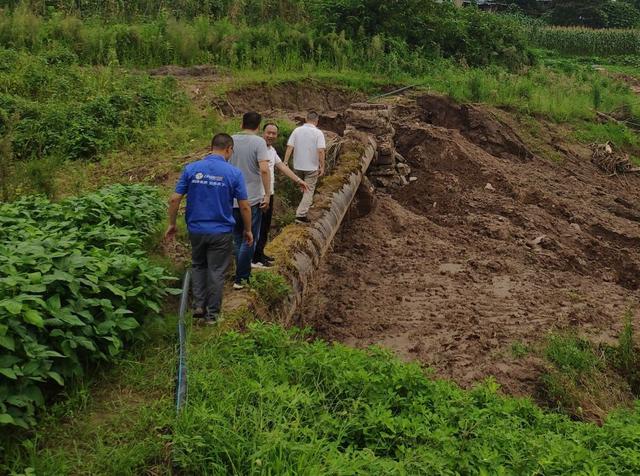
{"left": 176, "top": 269, "right": 190, "bottom": 413}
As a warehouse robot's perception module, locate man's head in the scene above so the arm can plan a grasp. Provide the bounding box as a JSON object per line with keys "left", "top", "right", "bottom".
{"left": 242, "top": 111, "right": 262, "bottom": 131}
{"left": 211, "top": 133, "right": 234, "bottom": 160}
{"left": 306, "top": 111, "right": 319, "bottom": 126}
{"left": 263, "top": 123, "right": 279, "bottom": 147}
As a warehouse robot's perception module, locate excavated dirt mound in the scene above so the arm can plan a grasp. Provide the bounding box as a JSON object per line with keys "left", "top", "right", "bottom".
{"left": 214, "top": 80, "right": 364, "bottom": 132}
{"left": 301, "top": 94, "right": 640, "bottom": 398}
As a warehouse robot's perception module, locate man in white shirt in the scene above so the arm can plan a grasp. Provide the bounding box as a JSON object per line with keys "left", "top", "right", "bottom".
{"left": 284, "top": 111, "right": 326, "bottom": 224}
{"left": 253, "top": 123, "right": 309, "bottom": 267}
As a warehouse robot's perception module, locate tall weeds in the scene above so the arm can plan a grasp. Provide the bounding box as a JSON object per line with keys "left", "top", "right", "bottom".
{"left": 0, "top": 5, "right": 532, "bottom": 70}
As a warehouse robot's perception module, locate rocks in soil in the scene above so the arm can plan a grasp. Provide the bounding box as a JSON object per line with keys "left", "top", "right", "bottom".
{"left": 345, "top": 103, "right": 412, "bottom": 188}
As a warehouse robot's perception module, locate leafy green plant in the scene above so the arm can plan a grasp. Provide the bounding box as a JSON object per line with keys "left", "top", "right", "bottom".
{"left": 615, "top": 310, "right": 639, "bottom": 393}
{"left": 0, "top": 184, "right": 179, "bottom": 430}
{"left": 0, "top": 48, "right": 185, "bottom": 171}
{"left": 248, "top": 271, "right": 291, "bottom": 310}
{"left": 173, "top": 322, "right": 640, "bottom": 474}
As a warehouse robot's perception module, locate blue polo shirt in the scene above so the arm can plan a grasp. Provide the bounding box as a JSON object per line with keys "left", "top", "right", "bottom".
{"left": 175, "top": 154, "right": 248, "bottom": 234}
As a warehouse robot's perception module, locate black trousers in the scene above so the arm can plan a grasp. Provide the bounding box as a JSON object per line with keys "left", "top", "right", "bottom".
{"left": 253, "top": 194, "right": 274, "bottom": 262}
{"left": 189, "top": 232, "right": 233, "bottom": 316}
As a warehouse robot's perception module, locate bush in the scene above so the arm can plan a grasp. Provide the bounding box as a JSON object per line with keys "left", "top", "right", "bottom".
{"left": 0, "top": 49, "right": 184, "bottom": 165}
{"left": 0, "top": 184, "right": 179, "bottom": 430}
{"left": 549, "top": 0, "right": 640, "bottom": 28}
{"left": 602, "top": 1, "right": 640, "bottom": 28}
{"left": 0, "top": 5, "right": 534, "bottom": 69}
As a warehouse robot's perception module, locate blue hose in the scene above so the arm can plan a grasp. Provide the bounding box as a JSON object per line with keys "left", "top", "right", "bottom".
{"left": 176, "top": 269, "right": 190, "bottom": 413}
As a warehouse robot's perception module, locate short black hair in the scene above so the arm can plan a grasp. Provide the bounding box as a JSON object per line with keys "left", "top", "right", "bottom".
{"left": 263, "top": 122, "right": 279, "bottom": 131}
{"left": 211, "top": 132, "right": 234, "bottom": 150}
{"left": 306, "top": 111, "right": 319, "bottom": 121}
{"left": 242, "top": 111, "right": 262, "bottom": 130}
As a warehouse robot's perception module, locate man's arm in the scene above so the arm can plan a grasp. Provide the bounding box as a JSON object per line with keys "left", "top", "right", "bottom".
{"left": 165, "top": 192, "right": 184, "bottom": 240}
{"left": 237, "top": 199, "right": 253, "bottom": 246}
{"left": 275, "top": 161, "right": 309, "bottom": 192}
{"left": 283, "top": 145, "right": 294, "bottom": 167}
{"left": 318, "top": 148, "right": 326, "bottom": 177}
{"left": 259, "top": 160, "right": 271, "bottom": 210}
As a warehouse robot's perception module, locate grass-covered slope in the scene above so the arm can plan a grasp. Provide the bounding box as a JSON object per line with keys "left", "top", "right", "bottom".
{"left": 174, "top": 323, "right": 640, "bottom": 475}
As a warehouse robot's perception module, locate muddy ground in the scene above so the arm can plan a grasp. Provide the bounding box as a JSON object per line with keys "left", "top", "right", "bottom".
{"left": 300, "top": 94, "right": 640, "bottom": 398}
{"left": 159, "top": 70, "right": 640, "bottom": 399}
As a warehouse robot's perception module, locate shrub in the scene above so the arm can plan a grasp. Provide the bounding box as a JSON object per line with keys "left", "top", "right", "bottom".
{"left": 0, "top": 49, "right": 184, "bottom": 165}
{"left": 0, "top": 5, "right": 534, "bottom": 69}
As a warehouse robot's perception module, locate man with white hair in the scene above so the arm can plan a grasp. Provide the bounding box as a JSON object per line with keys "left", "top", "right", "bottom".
{"left": 253, "top": 122, "right": 309, "bottom": 267}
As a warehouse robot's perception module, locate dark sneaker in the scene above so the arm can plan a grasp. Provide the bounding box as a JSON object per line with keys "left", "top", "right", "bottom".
{"left": 192, "top": 308, "right": 205, "bottom": 319}
{"left": 295, "top": 216, "right": 310, "bottom": 224}
{"left": 233, "top": 282, "right": 245, "bottom": 290}
{"left": 262, "top": 254, "right": 274, "bottom": 263}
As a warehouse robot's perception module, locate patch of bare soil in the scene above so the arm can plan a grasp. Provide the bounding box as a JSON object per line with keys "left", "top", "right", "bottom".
{"left": 300, "top": 94, "right": 640, "bottom": 398}
{"left": 149, "top": 64, "right": 219, "bottom": 77}
{"left": 213, "top": 79, "right": 365, "bottom": 131}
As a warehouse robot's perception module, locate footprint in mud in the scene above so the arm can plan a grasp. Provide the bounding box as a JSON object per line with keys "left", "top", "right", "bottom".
{"left": 491, "top": 276, "right": 513, "bottom": 299}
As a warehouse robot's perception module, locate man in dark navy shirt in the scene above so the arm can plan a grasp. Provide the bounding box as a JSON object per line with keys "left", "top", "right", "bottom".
{"left": 166, "top": 133, "right": 253, "bottom": 324}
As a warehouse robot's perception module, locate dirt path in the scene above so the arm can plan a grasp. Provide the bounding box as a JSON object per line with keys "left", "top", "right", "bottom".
{"left": 301, "top": 95, "right": 640, "bottom": 398}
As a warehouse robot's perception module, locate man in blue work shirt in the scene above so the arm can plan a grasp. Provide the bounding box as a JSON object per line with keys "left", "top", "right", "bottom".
{"left": 166, "top": 133, "right": 253, "bottom": 324}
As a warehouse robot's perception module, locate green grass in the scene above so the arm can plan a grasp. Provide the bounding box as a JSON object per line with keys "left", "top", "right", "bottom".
{"left": 248, "top": 271, "right": 291, "bottom": 312}
{"left": 544, "top": 334, "right": 602, "bottom": 376}
{"left": 2, "top": 316, "right": 177, "bottom": 475}
{"left": 171, "top": 322, "right": 640, "bottom": 475}
{"left": 6, "top": 319, "right": 640, "bottom": 474}
{"left": 540, "top": 329, "right": 639, "bottom": 422}
{"left": 2, "top": 32, "right": 639, "bottom": 201}
{"left": 510, "top": 342, "right": 530, "bottom": 359}
{"left": 574, "top": 121, "right": 640, "bottom": 148}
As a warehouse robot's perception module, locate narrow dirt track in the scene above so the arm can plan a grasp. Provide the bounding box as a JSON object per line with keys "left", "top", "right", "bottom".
{"left": 300, "top": 95, "right": 640, "bottom": 398}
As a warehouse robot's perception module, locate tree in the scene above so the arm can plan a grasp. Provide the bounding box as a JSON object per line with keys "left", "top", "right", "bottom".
{"left": 550, "top": 0, "right": 607, "bottom": 27}
{"left": 505, "top": 0, "right": 548, "bottom": 15}
{"left": 602, "top": 0, "right": 640, "bottom": 27}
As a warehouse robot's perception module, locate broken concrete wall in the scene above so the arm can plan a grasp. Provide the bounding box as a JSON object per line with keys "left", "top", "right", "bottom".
{"left": 270, "top": 133, "right": 377, "bottom": 323}
{"left": 344, "top": 103, "right": 413, "bottom": 188}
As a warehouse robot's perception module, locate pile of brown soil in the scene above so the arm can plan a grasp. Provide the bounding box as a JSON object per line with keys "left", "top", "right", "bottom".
{"left": 301, "top": 94, "right": 640, "bottom": 399}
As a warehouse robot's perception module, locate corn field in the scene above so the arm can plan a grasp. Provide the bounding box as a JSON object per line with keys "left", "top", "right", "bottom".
{"left": 532, "top": 27, "right": 640, "bottom": 56}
